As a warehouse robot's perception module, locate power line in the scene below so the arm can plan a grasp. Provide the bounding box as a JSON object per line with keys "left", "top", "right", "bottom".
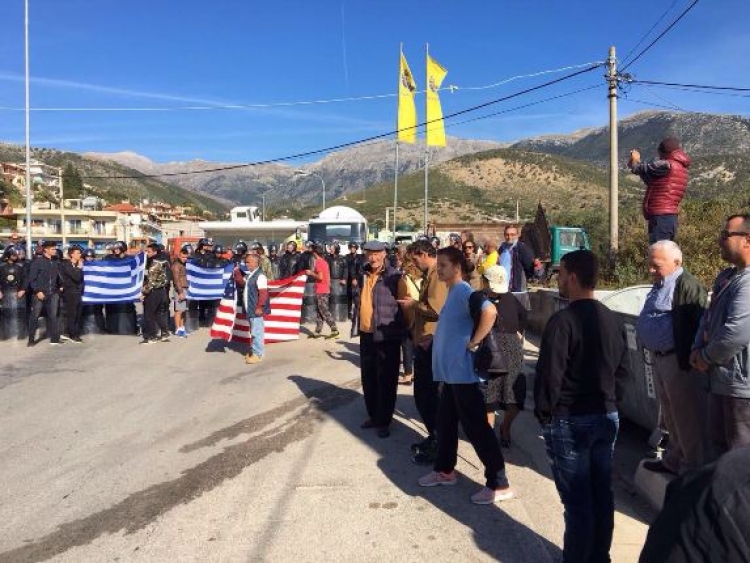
{"left": 628, "top": 79, "right": 750, "bottom": 93}
{"left": 620, "top": 0, "right": 685, "bottom": 67}
{"left": 0, "top": 61, "right": 604, "bottom": 113}
{"left": 621, "top": 0, "right": 700, "bottom": 71}
{"left": 82, "top": 62, "right": 604, "bottom": 180}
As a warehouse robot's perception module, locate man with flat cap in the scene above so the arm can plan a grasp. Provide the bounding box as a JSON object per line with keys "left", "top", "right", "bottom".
{"left": 357, "top": 240, "right": 407, "bottom": 438}
{"left": 628, "top": 136, "right": 691, "bottom": 244}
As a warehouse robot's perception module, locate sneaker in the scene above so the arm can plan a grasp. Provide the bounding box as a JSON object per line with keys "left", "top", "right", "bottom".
{"left": 60, "top": 334, "right": 72, "bottom": 342}
{"left": 159, "top": 332, "right": 171, "bottom": 342}
{"left": 418, "top": 471, "right": 458, "bottom": 487}
{"left": 325, "top": 330, "right": 340, "bottom": 340}
{"left": 139, "top": 339, "right": 158, "bottom": 345}
{"left": 308, "top": 332, "right": 322, "bottom": 339}
{"left": 245, "top": 354, "right": 263, "bottom": 364}
{"left": 72, "top": 337, "right": 83, "bottom": 344}
{"left": 175, "top": 328, "right": 187, "bottom": 338}
{"left": 49, "top": 341, "right": 61, "bottom": 346}
{"left": 471, "top": 486, "right": 514, "bottom": 505}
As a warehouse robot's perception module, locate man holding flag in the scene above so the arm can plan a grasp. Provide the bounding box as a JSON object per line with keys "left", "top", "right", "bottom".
{"left": 243, "top": 252, "right": 270, "bottom": 365}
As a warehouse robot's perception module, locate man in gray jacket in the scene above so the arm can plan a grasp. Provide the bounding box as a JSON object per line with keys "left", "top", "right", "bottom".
{"left": 691, "top": 214, "right": 750, "bottom": 459}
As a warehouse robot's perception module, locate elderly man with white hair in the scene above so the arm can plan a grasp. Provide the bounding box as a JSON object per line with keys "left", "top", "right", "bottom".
{"left": 636, "top": 240, "right": 708, "bottom": 474}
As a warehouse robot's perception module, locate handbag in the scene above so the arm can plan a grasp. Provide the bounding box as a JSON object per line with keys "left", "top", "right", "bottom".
{"left": 469, "top": 291, "right": 509, "bottom": 379}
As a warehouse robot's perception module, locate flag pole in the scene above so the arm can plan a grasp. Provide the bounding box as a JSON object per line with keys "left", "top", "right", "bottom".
{"left": 24, "top": 0, "right": 33, "bottom": 252}
{"left": 393, "top": 43, "right": 402, "bottom": 244}
{"left": 423, "top": 43, "right": 429, "bottom": 236}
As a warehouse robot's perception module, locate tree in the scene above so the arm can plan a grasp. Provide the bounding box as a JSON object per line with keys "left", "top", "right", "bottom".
{"left": 62, "top": 163, "right": 84, "bottom": 199}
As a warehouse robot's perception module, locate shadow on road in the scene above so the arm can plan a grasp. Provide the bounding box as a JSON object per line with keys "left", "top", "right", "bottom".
{"left": 288, "top": 374, "right": 563, "bottom": 562}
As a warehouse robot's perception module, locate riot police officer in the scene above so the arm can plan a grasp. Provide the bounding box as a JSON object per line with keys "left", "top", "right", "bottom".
{"left": 278, "top": 241, "right": 300, "bottom": 279}
{"left": 0, "top": 246, "right": 28, "bottom": 340}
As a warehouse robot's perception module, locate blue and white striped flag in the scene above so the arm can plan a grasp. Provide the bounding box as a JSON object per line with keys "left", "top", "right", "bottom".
{"left": 186, "top": 261, "right": 234, "bottom": 301}
{"left": 82, "top": 253, "right": 146, "bottom": 304}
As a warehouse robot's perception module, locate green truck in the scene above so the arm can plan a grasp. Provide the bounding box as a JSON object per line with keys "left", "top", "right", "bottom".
{"left": 522, "top": 203, "right": 590, "bottom": 283}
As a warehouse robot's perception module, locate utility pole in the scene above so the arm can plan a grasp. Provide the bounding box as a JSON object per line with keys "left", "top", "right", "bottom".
{"left": 607, "top": 45, "right": 619, "bottom": 253}
{"left": 59, "top": 166, "right": 67, "bottom": 246}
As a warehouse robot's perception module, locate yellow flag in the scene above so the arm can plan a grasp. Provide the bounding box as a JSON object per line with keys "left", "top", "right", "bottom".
{"left": 426, "top": 54, "right": 448, "bottom": 147}
{"left": 398, "top": 52, "right": 417, "bottom": 144}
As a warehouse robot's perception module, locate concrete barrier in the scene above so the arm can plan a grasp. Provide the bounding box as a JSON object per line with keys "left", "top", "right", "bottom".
{"left": 527, "top": 287, "right": 659, "bottom": 433}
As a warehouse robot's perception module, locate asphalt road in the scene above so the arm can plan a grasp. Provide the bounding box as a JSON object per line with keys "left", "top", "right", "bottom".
{"left": 0, "top": 327, "right": 653, "bottom": 563}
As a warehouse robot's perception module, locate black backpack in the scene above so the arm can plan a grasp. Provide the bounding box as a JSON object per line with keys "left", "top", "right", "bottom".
{"left": 468, "top": 291, "right": 509, "bottom": 379}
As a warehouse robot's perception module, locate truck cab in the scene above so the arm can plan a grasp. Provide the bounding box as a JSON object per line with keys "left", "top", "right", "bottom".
{"left": 307, "top": 206, "right": 367, "bottom": 255}
{"left": 550, "top": 226, "right": 590, "bottom": 266}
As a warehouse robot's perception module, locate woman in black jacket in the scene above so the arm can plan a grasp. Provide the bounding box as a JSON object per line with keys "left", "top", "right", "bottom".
{"left": 59, "top": 245, "right": 85, "bottom": 343}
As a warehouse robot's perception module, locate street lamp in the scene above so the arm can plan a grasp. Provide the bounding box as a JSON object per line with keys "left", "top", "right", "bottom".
{"left": 294, "top": 170, "right": 325, "bottom": 211}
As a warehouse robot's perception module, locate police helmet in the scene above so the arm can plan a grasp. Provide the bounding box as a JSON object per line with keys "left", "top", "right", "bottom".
{"left": 347, "top": 241, "right": 359, "bottom": 250}
{"left": 113, "top": 241, "right": 127, "bottom": 253}
{"left": 234, "top": 241, "right": 248, "bottom": 255}
{"left": 213, "top": 244, "right": 224, "bottom": 255}
{"left": 3, "top": 245, "right": 19, "bottom": 259}
{"left": 268, "top": 243, "right": 278, "bottom": 254}
{"left": 83, "top": 248, "right": 96, "bottom": 260}
{"left": 181, "top": 243, "right": 194, "bottom": 256}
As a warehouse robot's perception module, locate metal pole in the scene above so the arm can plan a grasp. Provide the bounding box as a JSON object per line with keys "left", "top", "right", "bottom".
{"left": 321, "top": 175, "right": 326, "bottom": 211}
{"left": 24, "top": 0, "right": 32, "bottom": 251}
{"left": 607, "top": 46, "right": 619, "bottom": 252}
{"left": 423, "top": 149, "right": 429, "bottom": 235}
{"left": 423, "top": 43, "right": 429, "bottom": 235}
{"left": 392, "top": 141, "right": 399, "bottom": 243}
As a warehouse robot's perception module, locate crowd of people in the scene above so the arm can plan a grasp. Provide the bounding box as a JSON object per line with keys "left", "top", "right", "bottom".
{"left": 2, "top": 135, "right": 748, "bottom": 561}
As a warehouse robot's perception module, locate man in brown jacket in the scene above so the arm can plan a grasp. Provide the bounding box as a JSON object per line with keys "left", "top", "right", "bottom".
{"left": 171, "top": 247, "right": 190, "bottom": 337}
{"left": 399, "top": 239, "right": 448, "bottom": 464}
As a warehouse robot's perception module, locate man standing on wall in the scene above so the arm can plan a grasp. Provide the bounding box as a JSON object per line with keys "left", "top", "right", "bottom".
{"left": 628, "top": 137, "right": 691, "bottom": 244}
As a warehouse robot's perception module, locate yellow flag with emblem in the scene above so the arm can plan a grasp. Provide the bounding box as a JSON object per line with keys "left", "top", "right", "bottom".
{"left": 398, "top": 52, "right": 417, "bottom": 144}
{"left": 426, "top": 54, "right": 448, "bottom": 147}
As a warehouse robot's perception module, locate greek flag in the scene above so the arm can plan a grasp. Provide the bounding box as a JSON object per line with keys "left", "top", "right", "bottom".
{"left": 82, "top": 253, "right": 146, "bottom": 304}
{"left": 186, "top": 261, "right": 234, "bottom": 300}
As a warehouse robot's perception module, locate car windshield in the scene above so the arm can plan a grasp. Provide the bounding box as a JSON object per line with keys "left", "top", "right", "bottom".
{"left": 308, "top": 222, "right": 366, "bottom": 243}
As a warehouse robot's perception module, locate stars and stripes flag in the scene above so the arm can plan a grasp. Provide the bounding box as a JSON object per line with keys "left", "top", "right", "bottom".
{"left": 186, "top": 261, "right": 234, "bottom": 300}
{"left": 82, "top": 253, "right": 146, "bottom": 304}
{"left": 210, "top": 274, "right": 307, "bottom": 344}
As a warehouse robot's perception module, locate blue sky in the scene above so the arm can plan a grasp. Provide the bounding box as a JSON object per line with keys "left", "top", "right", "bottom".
{"left": 0, "top": 0, "right": 748, "bottom": 164}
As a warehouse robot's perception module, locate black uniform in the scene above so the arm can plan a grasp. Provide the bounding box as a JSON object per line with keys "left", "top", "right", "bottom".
{"left": 278, "top": 251, "right": 300, "bottom": 280}
{"left": 59, "top": 259, "right": 84, "bottom": 339}
{"left": 27, "top": 254, "right": 61, "bottom": 344}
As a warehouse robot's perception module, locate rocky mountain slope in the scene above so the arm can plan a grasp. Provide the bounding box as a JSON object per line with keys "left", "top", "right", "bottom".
{"left": 85, "top": 137, "right": 503, "bottom": 207}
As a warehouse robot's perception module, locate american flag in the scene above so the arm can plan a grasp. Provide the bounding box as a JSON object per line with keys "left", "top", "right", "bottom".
{"left": 210, "top": 274, "right": 307, "bottom": 344}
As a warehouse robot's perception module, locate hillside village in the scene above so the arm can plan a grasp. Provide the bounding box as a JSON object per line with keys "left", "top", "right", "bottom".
{"left": 0, "top": 159, "right": 212, "bottom": 253}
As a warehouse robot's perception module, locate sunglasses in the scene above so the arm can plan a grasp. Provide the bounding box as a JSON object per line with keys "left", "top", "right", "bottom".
{"left": 720, "top": 230, "right": 750, "bottom": 240}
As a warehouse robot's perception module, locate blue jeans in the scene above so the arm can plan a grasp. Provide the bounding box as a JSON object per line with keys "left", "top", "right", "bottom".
{"left": 249, "top": 316, "right": 265, "bottom": 357}
{"left": 543, "top": 412, "right": 619, "bottom": 563}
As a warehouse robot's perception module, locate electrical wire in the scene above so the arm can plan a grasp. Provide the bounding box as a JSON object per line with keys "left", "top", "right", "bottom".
{"left": 82, "top": 62, "right": 605, "bottom": 180}
{"left": 0, "top": 61, "right": 604, "bottom": 113}
{"left": 620, "top": 0, "right": 685, "bottom": 67}
{"left": 620, "top": 0, "right": 700, "bottom": 71}
{"left": 628, "top": 79, "right": 750, "bottom": 93}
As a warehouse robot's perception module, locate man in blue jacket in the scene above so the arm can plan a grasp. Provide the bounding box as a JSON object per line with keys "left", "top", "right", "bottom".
{"left": 691, "top": 213, "right": 750, "bottom": 459}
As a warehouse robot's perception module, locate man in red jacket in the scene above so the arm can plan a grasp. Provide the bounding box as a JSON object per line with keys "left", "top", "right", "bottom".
{"left": 628, "top": 137, "right": 691, "bottom": 244}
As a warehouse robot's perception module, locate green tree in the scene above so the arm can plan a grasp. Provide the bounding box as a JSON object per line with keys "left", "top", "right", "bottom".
{"left": 62, "top": 163, "right": 84, "bottom": 199}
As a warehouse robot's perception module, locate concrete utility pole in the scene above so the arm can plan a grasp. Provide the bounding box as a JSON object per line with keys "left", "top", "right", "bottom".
{"left": 24, "top": 0, "right": 32, "bottom": 252}
{"left": 59, "top": 167, "right": 67, "bottom": 246}
{"left": 607, "top": 46, "right": 619, "bottom": 253}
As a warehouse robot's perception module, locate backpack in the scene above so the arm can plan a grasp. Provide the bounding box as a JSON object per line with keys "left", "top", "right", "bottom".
{"left": 468, "top": 291, "right": 509, "bottom": 379}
